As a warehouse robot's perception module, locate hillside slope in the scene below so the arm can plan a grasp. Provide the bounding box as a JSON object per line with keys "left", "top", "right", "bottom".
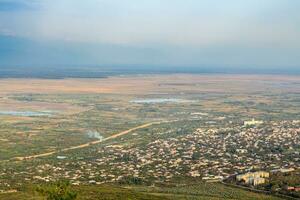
{"left": 0, "top": 183, "right": 283, "bottom": 200}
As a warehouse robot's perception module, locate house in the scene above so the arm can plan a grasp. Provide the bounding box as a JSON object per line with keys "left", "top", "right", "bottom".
{"left": 279, "top": 168, "right": 295, "bottom": 173}
{"left": 285, "top": 186, "right": 300, "bottom": 192}
{"left": 244, "top": 119, "right": 263, "bottom": 126}
{"left": 295, "top": 187, "right": 300, "bottom": 192}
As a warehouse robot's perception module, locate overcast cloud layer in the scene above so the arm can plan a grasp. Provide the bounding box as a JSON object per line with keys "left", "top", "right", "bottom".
{"left": 0, "top": 0, "right": 299, "bottom": 70}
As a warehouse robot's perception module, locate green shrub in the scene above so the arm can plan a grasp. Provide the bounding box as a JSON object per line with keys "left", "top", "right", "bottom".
{"left": 36, "top": 181, "right": 77, "bottom": 200}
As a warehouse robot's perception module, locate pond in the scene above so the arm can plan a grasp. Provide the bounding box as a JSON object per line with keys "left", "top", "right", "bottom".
{"left": 0, "top": 111, "right": 54, "bottom": 117}
{"left": 130, "top": 98, "right": 194, "bottom": 104}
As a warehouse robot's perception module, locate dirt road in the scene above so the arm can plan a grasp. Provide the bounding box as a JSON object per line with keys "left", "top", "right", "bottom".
{"left": 13, "top": 121, "right": 162, "bottom": 161}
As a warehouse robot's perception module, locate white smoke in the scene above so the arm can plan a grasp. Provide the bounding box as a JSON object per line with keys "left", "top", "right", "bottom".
{"left": 87, "top": 130, "right": 103, "bottom": 140}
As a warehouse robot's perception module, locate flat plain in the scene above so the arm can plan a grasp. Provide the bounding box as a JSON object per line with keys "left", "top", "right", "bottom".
{"left": 0, "top": 74, "right": 299, "bottom": 199}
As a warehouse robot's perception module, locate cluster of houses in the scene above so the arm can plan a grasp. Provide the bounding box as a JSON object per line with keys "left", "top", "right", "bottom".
{"left": 0, "top": 119, "right": 299, "bottom": 192}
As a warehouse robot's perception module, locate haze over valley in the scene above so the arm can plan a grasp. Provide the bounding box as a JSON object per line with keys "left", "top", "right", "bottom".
{"left": 0, "top": 1, "right": 299, "bottom": 200}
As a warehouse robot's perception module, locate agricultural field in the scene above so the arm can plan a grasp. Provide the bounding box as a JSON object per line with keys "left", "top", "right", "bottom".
{"left": 0, "top": 74, "right": 299, "bottom": 199}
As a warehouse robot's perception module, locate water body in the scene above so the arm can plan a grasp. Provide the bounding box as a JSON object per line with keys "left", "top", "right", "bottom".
{"left": 130, "top": 98, "right": 194, "bottom": 104}
{"left": 0, "top": 111, "right": 54, "bottom": 117}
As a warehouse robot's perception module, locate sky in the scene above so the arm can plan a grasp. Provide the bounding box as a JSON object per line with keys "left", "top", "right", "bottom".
{"left": 0, "top": 0, "right": 299, "bottom": 72}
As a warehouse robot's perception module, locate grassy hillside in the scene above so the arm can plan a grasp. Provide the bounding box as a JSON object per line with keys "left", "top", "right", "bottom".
{"left": 0, "top": 183, "right": 283, "bottom": 200}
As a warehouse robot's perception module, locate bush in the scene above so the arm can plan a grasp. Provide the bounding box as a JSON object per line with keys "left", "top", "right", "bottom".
{"left": 118, "top": 176, "right": 144, "bottom": 185}
{"left": 36, "top": 180, "right": 77, "bottom": 200}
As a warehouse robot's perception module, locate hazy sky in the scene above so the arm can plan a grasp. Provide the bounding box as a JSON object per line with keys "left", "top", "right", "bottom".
{"left": 0, "top": 0, "right": 299, "bottom": 71}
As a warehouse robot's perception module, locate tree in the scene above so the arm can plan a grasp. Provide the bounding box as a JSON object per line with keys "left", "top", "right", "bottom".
{"left": 36, "top": 180, "right": 77, "bottom": 200}
{"left": 270, "top": 183, "right": 280, "bottom": 192}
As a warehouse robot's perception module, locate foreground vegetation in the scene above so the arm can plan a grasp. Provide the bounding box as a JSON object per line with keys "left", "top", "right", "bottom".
{"left": 0, "top": 182, "right": 283, "bottom": 200}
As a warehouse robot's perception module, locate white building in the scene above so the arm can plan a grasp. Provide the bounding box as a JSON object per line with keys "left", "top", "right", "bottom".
{"left": 244, "top": 119, "right": 263, "bottom": 126}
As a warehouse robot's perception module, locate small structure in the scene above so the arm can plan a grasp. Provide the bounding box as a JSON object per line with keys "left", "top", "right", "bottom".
{"left": 244, "top": 119, "right": 263, "bottom": 126}
{"left": 279, "top": 168, "right": 295, "bottom": 173}
{"left": 57, "top": 156, "right": 67, "bottom": 160}
{"left": 285, "top": 186, "right": 300, "bottom": 192}
{"left": 236, "top": 171, "right": 269, "bottom": 186}
{"left": 285, "top": 186, "right": 295, "bottom": 191}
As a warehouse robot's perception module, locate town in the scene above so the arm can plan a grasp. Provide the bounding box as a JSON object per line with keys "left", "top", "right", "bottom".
{"left": 0, "top": 74, "right": 299, "bottom": 199}
{"left": 1, "top": 117, "right": 299, "bottom": 197}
